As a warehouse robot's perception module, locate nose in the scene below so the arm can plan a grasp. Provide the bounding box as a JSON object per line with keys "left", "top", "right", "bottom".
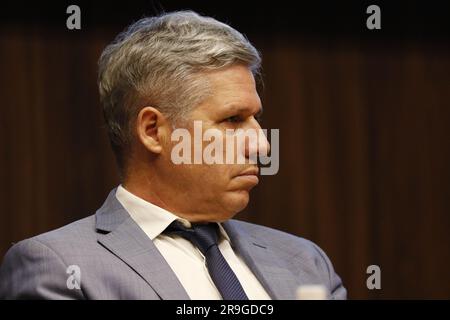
{"left": 244, "top": 117, "right": 271, "bottom": 161}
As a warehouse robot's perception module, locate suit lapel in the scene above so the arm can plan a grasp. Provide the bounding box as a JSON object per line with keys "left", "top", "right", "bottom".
{"left": 95, "top": 189, "right": 302, "bottom": 300}
{"left": 222, "top": 220, "right": 301, "bottom": 300}
{"left": 95, "top": 189, "right": 189, "bottom": 300}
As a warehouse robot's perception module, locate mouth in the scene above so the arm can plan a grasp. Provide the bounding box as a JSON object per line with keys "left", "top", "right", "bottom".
{"left": 234, "top": 167, "right": 260, "bottom": 185}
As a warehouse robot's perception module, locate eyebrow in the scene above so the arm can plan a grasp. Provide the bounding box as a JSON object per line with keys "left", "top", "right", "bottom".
{"left": 226, "top": 104, "right": 263, "bottom": 117}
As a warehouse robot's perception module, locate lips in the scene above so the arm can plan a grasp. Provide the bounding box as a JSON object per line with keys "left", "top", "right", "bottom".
{"left": 235, "top": 167, "right": 260, "bottom": 186}
{"left": 237, "top": 167, "right": 259, "bottom": 177}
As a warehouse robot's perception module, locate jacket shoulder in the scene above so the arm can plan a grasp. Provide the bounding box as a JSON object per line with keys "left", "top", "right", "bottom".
{"left": 29, "top": 215, "right": 97, "bottom": 247}
{"left": 227, "top": 219, "right": 347, "bottom": 299}
{"left": 228, "top": 219, "right": 319, "bottom": 255}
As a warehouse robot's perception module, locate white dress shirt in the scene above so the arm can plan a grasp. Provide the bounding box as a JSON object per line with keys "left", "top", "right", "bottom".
{"left": 115, "top": 185, "right": 271, "bottom": 300}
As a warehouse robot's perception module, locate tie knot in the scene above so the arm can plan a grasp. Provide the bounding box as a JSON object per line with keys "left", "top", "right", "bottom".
{"left": 165, "top": 220, "right": 219, "bottom": 255}
{"left": 164, "top": 220, "right": 249, "bottom": 300}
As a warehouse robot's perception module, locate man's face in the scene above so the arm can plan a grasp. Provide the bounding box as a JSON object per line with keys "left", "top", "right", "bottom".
{"left": 158, "top": 64, "right": 270, "bottom": 222}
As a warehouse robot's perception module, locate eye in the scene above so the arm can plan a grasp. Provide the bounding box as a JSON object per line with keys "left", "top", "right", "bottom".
{"left": 224, "top": 115, "right": 243, "bottom": 123}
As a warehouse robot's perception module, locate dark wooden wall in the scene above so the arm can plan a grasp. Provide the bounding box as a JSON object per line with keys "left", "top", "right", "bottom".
{"left": 245, "top": 37, "right": 450, "bottom": 299}
{"left": 1, "top": 15, "right": 449, "bottom": 299}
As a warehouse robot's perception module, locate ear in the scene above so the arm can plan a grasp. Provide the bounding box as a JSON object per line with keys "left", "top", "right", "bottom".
{"left": 136, "top": 106, "right": 170, "bottom": 154}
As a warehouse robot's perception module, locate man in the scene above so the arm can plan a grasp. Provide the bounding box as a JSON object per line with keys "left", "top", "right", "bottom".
{"left": 0, "top": 11, "right": 346, "bottom": 300}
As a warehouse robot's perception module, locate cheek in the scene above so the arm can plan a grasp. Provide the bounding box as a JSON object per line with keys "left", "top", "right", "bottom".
{"left": 170, "top": 164, "right": 228, "bottom": 185}
{"left": 194, "top": 164, "right": 231, "bottom": 188}
{"left": 199, "top": 164, "right": 231, "bottom": 182}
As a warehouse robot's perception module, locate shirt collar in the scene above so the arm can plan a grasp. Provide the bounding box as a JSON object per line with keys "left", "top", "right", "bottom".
{"left": 115, "top": 185, "right": 231, "bottom": 242}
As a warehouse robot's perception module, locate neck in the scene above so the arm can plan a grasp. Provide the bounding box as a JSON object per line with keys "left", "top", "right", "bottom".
{"left": 122, "top": 170, "right": 170, "bottom": 212}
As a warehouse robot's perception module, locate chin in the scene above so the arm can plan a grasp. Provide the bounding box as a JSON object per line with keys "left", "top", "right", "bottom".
{"left": 221, "top": 190, "right": 250, "bottom": 218}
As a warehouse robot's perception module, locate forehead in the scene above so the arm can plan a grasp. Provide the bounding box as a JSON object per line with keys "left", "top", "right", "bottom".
{"left": 196, "top": 64, "right": 262, "bottom": 115}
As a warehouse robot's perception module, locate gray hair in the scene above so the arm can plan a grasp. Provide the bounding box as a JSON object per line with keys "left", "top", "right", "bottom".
{"left": 97, "top": 10, "right": 261, "bottom": 172}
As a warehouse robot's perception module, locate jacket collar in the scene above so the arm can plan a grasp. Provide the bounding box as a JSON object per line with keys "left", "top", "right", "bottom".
{"left": 222, "top": 220, "right": 301, "bottom": 299}
{"left": 95, "top": 188, "right": 190, "bottom": 299}
{"left": 96, "top": 188, "right": 300, "bottom": 299}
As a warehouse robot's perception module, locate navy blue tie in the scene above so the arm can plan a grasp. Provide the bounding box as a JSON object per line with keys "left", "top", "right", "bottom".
{"left": 165, "top": 221, "right": 249, "bottom": 300}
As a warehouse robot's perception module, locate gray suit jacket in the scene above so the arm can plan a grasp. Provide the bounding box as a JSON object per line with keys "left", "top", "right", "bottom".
{"left": 0, "top": 189, "right": 347, "bottom": 300}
